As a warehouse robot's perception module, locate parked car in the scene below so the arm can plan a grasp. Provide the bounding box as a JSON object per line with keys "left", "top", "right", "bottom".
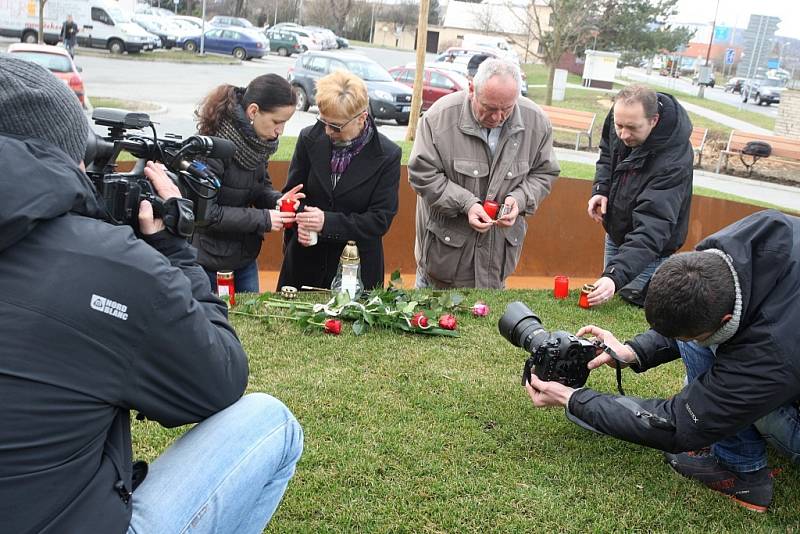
{"left": 433, "top": 51, "right": 528, "bottom": 96}
{"left": 282, "top": 28, "right": 322, "bottom": 52}
{"left": 7, "top": 43, "right": 85, "bottom": 107}
{"left": 133, "top": 15, "right": 179, "bottom": 49}
{"left": 741, "top": 77, "right": 785, "bottom": 106}
{"left": 264, "top": 28, "right": 302, "bottom": 56}
{"left": 179, "top": 28, "right": 268, "bottom": 60}
{"left": 691, "top": 72, "right": 715, "bottom": 88}
{"left": 336, "top": 36, "right": 349, "bottom": 49}
{"left": 208, "top": 16, "right": 254, "bottom": 29}
{"left": 304, "top": 26, "right": 337, "bottom": 49}
{"left": 288, "top": 51, "right": 413, "bottom": 124}
{"left": 388, "top": 65, "right": 469, "bottom": 111}
{"left": 172, "top": 15, "right": 205, "bottom": 31}
{"left": 270, "top": 22, "right": 304, "bottom": 32}
{"left": 723, "top": 77, "right": 744, "bottom": 93}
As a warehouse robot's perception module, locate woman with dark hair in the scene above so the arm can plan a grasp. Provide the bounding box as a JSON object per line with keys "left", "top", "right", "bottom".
{"left": 193, "top": 73, "right": 302, "bottom": 293}
{"left": 277, "top": 70, "right": 400, "bottom": 292}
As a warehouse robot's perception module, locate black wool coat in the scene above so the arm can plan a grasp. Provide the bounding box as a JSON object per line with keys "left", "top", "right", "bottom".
{"left": 277, "top": 121, "right": 401, "bottom": 291}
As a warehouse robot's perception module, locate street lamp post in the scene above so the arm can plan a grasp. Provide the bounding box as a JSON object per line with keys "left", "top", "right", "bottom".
{"left": 698, "top": 0, "right": 720, "bottom": 99}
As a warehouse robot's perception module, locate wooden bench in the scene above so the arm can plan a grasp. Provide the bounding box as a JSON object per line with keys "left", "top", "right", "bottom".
{"left": 539, "top": 105, "right": 596, "bottom": 151}
{"left": 691, "top": 127, "right": 708, "bottom": 166}
{"left": 716, "top": 130, "right": 800, "bottom": 174}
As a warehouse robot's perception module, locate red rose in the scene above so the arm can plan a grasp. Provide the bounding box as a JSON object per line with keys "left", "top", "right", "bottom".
{"left": 438, "top": 314, "right": 457, "bottom": 330}
{"left": 411, "top": 312, "right": 429, "bottom": 328}
{"left": 324, "top": 318, "right": 342, "bottom": 335}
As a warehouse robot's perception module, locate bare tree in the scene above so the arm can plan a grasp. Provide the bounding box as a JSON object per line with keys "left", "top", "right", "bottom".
{"left": 471, "top": 3, "right": 500, "bottom": 34}
{"left": 300, "top": 0, "right": 342, "bottom": 31}
{"left": 528, "top": 0, "right": 597, "bottom": 105}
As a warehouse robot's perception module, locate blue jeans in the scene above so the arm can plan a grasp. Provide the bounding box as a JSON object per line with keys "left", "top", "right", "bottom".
{"left": 128, "top": 393, "right": 303, "bottom": 534}
{"left": 603, "top": 235, "right": 667, "bottom": 293}
{"left": 205, "top": 260, "right": 260, "bottom": 294}
{"left": 678, "top": 341, "right": 800, "bottom": 472}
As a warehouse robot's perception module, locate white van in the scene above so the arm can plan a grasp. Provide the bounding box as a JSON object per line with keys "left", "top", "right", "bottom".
{"left": 0, "top": 0, "right": 156, "bottom": 54}
{"left": 461, "top": 33, "right": 520, "bottom": 63}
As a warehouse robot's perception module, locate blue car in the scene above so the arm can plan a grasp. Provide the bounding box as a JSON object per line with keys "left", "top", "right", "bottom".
{"left": 179, "top": 28, "right": 268, "bottom": 60}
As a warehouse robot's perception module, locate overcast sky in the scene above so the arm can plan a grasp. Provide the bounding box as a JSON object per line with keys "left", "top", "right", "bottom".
{"left": 672, "top": 0, "right": 800, "bottom": 40}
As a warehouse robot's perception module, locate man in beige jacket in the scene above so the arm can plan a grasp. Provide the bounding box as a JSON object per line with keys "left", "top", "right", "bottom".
{"left": 409, "top": 58, "right": 559, "bottom": 288}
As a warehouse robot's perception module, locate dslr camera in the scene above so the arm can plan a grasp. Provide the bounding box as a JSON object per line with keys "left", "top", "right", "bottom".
{"left": 498, "top": 302, "right": 599, "bottom": 388}
{"left": 84, "top": 108, "right": 234, "bottom": 237}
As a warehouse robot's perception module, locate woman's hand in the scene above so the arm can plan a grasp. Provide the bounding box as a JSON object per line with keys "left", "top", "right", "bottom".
{"left": 268, "top": 209, "right": 294, "bottom": 232}
{"left": 296, "top": 206, "right": 325, "bottom": 233}
{"left": 278, "top": 184, "right": 306, "bottom": 210}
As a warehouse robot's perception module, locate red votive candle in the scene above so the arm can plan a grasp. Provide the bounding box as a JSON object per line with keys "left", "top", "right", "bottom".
{"left": 579, "top": 283, "right": 594, "bottom": 309}
{"left": 216, "top": 271, "right": 236, "bottom": 307}
{"left": 483, "top": 200, "right": 499, "bottom": 219}
{"left": 280, "top": 198, "right": 295, "bottom": 228}
{"left": 554, "top": 275, "right": 569, "bottom": 299}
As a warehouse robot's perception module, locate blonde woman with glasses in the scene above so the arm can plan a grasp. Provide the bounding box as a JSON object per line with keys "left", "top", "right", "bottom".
{"left": 277, "top": 70, "right": 401, "bottom": 292}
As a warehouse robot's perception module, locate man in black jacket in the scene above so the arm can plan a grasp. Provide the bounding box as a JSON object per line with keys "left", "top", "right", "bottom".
{"left": 586, "top": 84, "right": 693, "bottom": 307}
{"left": 0, "top": 54, "right": 302, "bottom": 533}
{"left": 525, "top": 210, "right": 800, "bottom": 512}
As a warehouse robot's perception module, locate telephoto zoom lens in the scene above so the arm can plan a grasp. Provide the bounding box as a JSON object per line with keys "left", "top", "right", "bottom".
{"left": 498, "top": 301, "right": 550, "bottom": 353}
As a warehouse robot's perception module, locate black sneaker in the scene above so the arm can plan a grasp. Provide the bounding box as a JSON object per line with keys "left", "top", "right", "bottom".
{"left": 664, "top": 450, "right": 774, "bottom": 512}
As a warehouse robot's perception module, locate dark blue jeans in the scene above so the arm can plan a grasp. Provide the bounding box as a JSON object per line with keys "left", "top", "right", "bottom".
{"left": 603, "top": 235, "right": 667, "bottom": 293}
{"left": 205, "top": 260, "right": 260, "bottom": 294}
{"left": 679, "top": 340, "right": 800, "bottom": 472}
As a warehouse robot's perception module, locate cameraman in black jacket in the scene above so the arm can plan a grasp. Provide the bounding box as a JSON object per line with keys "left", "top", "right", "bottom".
{"left": 525, "top": 210, "right": 799, "bottom": 512}
{"left": 0, "top": 54, "right": 302, "bottom": 533}
{"left": 586, "top": 84, "right": 694, "bottom": 308}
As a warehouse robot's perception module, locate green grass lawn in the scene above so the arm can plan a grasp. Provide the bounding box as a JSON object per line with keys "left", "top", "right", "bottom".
{"left": 615, "top": 76, "right": 775, "bottom": 132}
{"left": 89, "top": 97, "right": 161, "bottom": 112}
{"left": 76, "top": 46, "right": 239, "bottom": 64}
{"left": 131, "top": 290, "right": 800, "bottom": 531}
{"left": 523, "top": 86, "right": 740, "bottom": 152}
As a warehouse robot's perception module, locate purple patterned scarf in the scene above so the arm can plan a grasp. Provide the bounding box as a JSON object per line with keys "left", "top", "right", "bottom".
{"left": 329, "top": 117, "right": 374, "bottom": 189}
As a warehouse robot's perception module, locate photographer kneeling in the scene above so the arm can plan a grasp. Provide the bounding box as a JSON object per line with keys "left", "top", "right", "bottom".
{"left": 0, "top": 54, "right": 302, "bottom": 533}
{"left": 525, "top": 210, "right": 799, "bottom": 513}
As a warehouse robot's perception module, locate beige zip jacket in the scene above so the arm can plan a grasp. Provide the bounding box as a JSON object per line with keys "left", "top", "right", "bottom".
{"left": 409, "top": 91, "right": 559, "bottom": 288}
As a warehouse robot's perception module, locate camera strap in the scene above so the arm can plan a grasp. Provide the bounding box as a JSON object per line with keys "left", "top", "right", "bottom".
{"left": 599, "top": 344, "right": 626, "bottom": 396}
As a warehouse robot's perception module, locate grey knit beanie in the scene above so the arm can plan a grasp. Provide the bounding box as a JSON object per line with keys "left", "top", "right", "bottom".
{"left": 0, "top": 53, "right": 89, "bottom": 163}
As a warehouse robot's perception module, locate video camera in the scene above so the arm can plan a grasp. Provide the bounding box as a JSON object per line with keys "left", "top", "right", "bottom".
{"left": 84, "top": 108, "right": 234, "bottom": 238}
{"left": 498, "top": 302, "right": 599, "bottom": 388}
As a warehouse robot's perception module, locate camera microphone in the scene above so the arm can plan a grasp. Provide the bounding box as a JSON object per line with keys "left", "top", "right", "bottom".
{"left": 179, "top": 135, "right": 235, "bottom": 160}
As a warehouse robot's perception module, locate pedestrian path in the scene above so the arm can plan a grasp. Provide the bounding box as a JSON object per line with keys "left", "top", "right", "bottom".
{"left": 554, "top": 147, "right": 800, "bottom": 212}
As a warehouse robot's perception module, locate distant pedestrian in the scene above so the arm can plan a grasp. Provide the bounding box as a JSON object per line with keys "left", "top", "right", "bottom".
{"left": 59, "top": 15, "right": 79, "bottom": 58}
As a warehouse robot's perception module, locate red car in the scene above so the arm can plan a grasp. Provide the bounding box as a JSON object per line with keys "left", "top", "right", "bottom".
{"left": 7, "top": 43, "right": 86, "bottom": 108}
{"left": 388, "top": 66, "right": 470, "bottom": 111}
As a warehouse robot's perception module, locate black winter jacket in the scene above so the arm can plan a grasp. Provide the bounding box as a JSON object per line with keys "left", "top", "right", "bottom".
{"left": 192, "top": 154, "right": 282, "bottom": 272}
{"left": 0, "top": 136, "right": 249, "bottom": 533}
{"left": 567, "top": 210, "right": 800, "bottom": 453}
{"left": 592, "top": 93, "right": 694, "bottom": 289}
{"left": 277, "top": 122, "right": 400, "bottom": 291}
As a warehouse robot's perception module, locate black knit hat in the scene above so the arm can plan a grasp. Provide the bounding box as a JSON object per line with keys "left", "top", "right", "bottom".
{"left": 0, "top": 53, "right": 89, "bottom": 163}
{"left": 467, "top": 54, "right": 490, "bottom": 78}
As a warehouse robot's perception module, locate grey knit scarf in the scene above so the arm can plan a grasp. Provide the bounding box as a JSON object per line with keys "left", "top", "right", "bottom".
{"left": 696, "top": 248, "right": 743, "bottom": 348}
{"left": 216, "top": 104, "right": 279, "bottom": 171}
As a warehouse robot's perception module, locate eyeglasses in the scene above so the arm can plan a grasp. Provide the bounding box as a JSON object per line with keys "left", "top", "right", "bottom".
{"left": 317, "top": 110, "right": 366, "bottom": 133}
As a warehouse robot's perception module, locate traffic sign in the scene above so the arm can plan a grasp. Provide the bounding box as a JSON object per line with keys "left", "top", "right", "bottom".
{"left": 725, "top": 48, "right": 735, "bottom": 65}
